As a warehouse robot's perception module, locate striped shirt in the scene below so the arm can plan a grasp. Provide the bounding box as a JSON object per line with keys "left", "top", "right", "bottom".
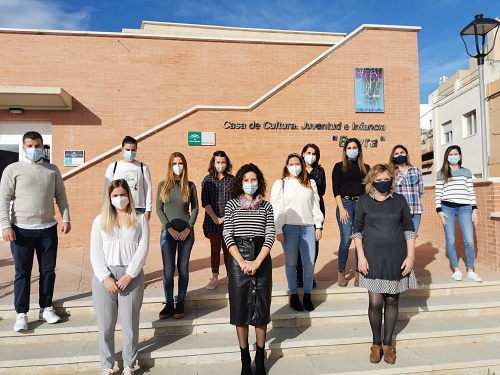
{"left": 435, "top": 168, "right": 477, "bottom": 212}
{"left": 223, "top": 199, "right": 275, "bottom": 249}
{"left": 394, "top": 165, "right": 424, "bottom": 214}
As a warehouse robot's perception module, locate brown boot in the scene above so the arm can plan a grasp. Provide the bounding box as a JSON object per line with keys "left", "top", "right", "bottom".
{"left": 369, "top": 344, "right": 382, "bottom": 363}
{"left": 338, "top": 271, "right": 347, "bottom": 287}
{"left": 382, "top": 344, "right": 396, "bottom": 364}
{"left": 354, "top": 271, "right": 360, "bottom": 287}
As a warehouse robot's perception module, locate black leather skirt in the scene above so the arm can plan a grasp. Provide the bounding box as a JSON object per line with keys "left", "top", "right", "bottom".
{"left": 228, "top": 236, "right": 272, "bottom": 326}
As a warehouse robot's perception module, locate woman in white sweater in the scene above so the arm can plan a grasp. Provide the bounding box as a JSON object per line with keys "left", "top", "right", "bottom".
{"left": 271, "top": 153, "right": 324, "bottom": 311}
{"left": 91, "top": 179, "right": 150, "bottom": 375}
{"left": 435, "top": 145, "right": 481, "bottom": 282}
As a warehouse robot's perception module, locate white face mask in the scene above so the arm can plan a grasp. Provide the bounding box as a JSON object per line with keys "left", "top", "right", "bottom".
{"left": 215, "top": 164, "right": 226, "bottom": 173}
{"left": 304, "top": 154, "right": 316, "bottom": 165}
{"left": 288, "top": 165, "right": 302, "bottom": 177}
{"left": 173, "top": 164, "right": 183, "bottom": 176}
{"left": 111, "top": 196, "right": 129, "bottom": 210}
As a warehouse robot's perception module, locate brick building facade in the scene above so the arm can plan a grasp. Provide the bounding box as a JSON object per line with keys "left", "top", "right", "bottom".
{"left": 0, "top": 22, "right": 421, "bottom": 249}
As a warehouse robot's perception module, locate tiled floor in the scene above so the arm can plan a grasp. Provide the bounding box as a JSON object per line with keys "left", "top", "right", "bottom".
{"left": 0, "top": 237, "right": 495, "bottom": 298}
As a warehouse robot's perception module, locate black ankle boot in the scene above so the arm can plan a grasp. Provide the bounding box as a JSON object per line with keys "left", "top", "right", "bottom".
{"left": 240, "top": 345, "right": 252, "bottom": 375}
{"left": 255, "top": 345, "right": 266, "bottom": 375}
{"left": 290, "top": 293, "right": 304, "bottom": 311}
{"left": 303, "top": 293, "right": 315, "bottom": 311}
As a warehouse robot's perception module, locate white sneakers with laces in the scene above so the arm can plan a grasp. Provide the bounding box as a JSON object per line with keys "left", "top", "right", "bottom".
{"left": 206, "top": 277, "right": 219, "bottom": 290}
{"left": 39, "top": 306, "right": 61, "bottom": 324}
{"left": 451, "top": 270, "right": 463, "bottom": 281}
{"left": 100, "top": 369, "right": 114, "bottom": 375}
{"left": 122, "top": 367, "right": 134, "bottom": 375}
{"left": 14, "top": 313, "right": 28, "bottom": 332}
{"left": 467, "top": 271, "right": 482, "bottom": 282}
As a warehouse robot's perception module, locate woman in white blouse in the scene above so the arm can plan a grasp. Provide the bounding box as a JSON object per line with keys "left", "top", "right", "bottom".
{"left": 271, "top": 153, "right": 324, "bottom": 312}
{"left": 91, "top": 179, "right": 150, "bottom": 375}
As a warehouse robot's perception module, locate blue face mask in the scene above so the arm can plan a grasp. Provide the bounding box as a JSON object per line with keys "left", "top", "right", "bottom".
{"left": 25, "top": 148, "right": 43, "bottom": 161}
{"left": 242, "top": 183, "right": 258, "bottom": 195}
{"left": 394, "top": 155, "right": 407, "bottom": 165}
{"left": 447, "top": 155, "right": 460, "bottom": 165}
{"left": 123, "top": 150, "right": 136, "bottom": 161}
{"left": 373, "top": 180, "right": 392, "bottom": 193}
{"left": 346, "top": 149, "right": 359, "bottom": 159}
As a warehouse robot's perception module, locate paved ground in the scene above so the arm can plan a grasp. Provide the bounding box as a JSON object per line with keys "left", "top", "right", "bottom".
{"left": 0, "top": 237, "right": 495, "bottom": 299}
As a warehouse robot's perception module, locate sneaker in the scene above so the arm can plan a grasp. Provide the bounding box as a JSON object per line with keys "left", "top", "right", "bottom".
{"left": 14, "top": 313, "right": 28, "bottom": 332}
{"left": 206, "top": 277, "right": 219, "bottom": 290}
{"left": 174, "top": 301, "right": 185, "bottom": 319}
{"left": 39, "top": 306, "right": 61, "bottom": 323}
{"left": 451, "top": 270, "right": 463, "bottom": 281}
{"left": 100, "top": 369, "right": 114, "bottom": 375}
{"left": 122, "top": 367, "right": 134, "bottom": 375}
{"left": 467, "top": 271, "right": 482, "bottom": 282}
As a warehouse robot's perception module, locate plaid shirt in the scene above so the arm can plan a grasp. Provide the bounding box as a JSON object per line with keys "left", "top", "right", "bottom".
{"left": 394, "top": 166, "right": 424, "bottom": 214}
{"left": 201, "top": 174, "right": 234, "bottom": 234}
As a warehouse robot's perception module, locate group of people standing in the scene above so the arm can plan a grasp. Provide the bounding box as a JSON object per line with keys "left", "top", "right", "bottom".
{"left": 0, "top": 132, "right": 482, "bottom": 374}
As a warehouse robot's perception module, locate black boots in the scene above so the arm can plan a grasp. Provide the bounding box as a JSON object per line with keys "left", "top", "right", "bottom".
{"left": 240, "top": 346, "right": 252, "bottom": 375}
{"left": 158, "top": 302, "right": 174, "bottom": 319}
{"left": 303, "top": 293, "right": 315, "bottom": 311}
{"left": 255, "top": 345, "right": 266, "bottom": 375}
{"left": 290, "top": 293, "right": 304, "bottom": 311}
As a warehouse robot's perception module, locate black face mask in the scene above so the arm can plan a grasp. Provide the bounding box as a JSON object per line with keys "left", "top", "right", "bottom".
{"left": 373, "top": 180, "right": 392, "bottom": 193}
{"left": 394, "top": 155, "right": 407, "bottom": 165}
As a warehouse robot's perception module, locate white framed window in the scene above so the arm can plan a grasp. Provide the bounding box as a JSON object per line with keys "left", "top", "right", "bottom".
{"left": 442, "top": 121, "right": 453, "bottom": 144}
{"left": 463, "top": 110, "right": 477, "bottom": 137}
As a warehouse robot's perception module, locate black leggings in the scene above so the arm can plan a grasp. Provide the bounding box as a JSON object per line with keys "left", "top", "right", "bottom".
{"left": 368, "top": 291, "right": 400, "bottom": 346}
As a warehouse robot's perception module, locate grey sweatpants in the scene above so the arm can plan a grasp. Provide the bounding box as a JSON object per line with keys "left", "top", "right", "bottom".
{"left": 92, "top": 266, "right": 144, "bottom": 369}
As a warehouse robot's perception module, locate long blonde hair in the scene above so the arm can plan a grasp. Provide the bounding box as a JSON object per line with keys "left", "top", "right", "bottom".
{"left": 101, "top": 179, "right": 137, "bottom": 233}
{"left": 159, "top": 152, "right": 190, "bottom": 202}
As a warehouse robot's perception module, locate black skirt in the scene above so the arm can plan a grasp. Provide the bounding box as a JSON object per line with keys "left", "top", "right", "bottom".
{"left": 228, "top": 236, "right": 272, "bottom": 326}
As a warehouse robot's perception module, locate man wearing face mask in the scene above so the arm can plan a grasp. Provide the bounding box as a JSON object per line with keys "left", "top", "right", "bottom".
{"left": 0, "top": 131, "right": 71, "bottom": 332}
{"left": 104, "top": 136, "right": 152, "bottom": 220}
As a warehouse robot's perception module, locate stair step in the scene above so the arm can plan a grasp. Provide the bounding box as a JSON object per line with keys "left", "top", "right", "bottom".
{"left": 0, "top": 322, "right": 500, "bottom": 374}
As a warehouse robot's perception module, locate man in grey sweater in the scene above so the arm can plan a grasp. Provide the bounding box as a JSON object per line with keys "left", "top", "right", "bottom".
{"left": 0, "top": 131, "right": 71, "bottom": 332}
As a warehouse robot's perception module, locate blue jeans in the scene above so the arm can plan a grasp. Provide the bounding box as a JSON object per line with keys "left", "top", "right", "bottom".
{"left": 336, "top": 198, "right": 358, "bottom": 272}
{"left": 160, "top": 229, "right": 195, "bottom": 303}
{"left": 282, "top": 224, "right": 316, "bottom": 294}
{"left": 441, "top": 205, "right": 475, "bottom": 269}
{"left": 411, "top": 214, "right": 421, "bottom": 234}
{"left": 10, "top": 224, "right": 58, "bottom": 313}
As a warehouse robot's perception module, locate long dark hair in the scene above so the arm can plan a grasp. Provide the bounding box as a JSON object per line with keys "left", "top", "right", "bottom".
{"left": 207, "top": 150, "right": 232, "bottom": 178}
{"left": 439, "top": 145, "right": 462, "bottom": 183}
{"left": 301, "top": 143, "right": 321, "bottom": 168}
{"left": 282, "top": 153, "right": 311, "bottom": 188}
{"left": 230, "top": 163, "right": 267, "bottom": 199}
{"left": 389, "top": 144, "right": 412, "bottom": 170}
{"left": 341, "top": 138, "right": 368, "bottom": 174}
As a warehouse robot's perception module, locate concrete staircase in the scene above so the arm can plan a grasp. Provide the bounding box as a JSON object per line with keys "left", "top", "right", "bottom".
{"left": 1, "top": 278, "right": 500, "bottom": 375}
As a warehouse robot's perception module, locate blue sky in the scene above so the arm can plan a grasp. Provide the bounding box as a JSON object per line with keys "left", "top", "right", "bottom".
{"left": 1, "top": 0, "right": 499, "bottom": 102}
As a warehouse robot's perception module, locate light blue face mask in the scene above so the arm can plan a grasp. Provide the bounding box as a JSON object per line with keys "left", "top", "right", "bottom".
{"left": 242, "top": 183, "right": 258, "bottom": 195}
{"left": 26, "top": 148, "right": 43, "bottom": 161}
{"left": 447, "top": 155, "right": 460, "bottom": 165}
{"left": 123, "top": 151, "right": 136, "bottom": 161}
{"left": 346, "top": 149, "right": 359, "bottom": 159}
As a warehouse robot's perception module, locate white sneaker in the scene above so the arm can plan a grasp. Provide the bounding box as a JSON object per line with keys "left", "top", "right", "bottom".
{"left": 206, "top": 277, "right": 219, "bottom": 290}
{"left": 14, "top": 313, "right": 28, "bottom": 332}
{"left": 39, "top": 306, "right": 61, "bottom": 324}
{"left": 122, "top": 367, "right": 134, "bottom": 375}
{"left": 467, "top": 271, "right": 482, "bottom": 282}
{"left": 100, "top": 369, "right": 114, "bottom": 375}
{"left": 451, "top": 270, "right": 463, "bottom": 281}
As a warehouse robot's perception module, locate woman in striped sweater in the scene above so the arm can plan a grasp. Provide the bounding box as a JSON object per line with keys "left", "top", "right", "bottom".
{"left": 435, "top": 145, "right": 481, "bottom": 282}
{"left": 223, "top": 163, "right": 275, "bottom": 375}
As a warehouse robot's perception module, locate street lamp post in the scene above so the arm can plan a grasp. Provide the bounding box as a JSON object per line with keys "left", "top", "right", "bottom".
{"left": 460, "top": 14, "right": 500, "bottom": 179}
